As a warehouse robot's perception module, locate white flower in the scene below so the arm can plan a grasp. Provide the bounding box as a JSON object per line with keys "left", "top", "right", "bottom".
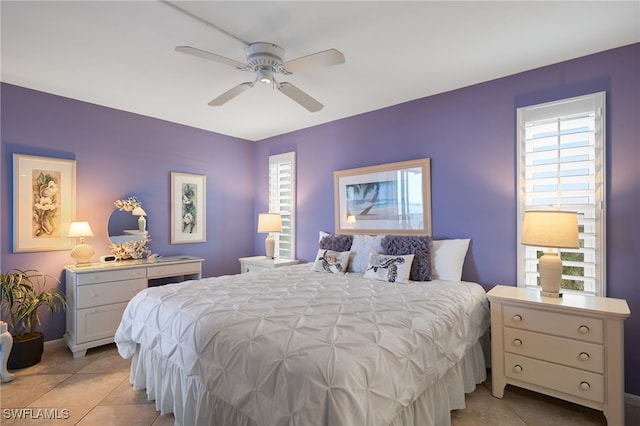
{"left": 35, "top": 197, "right": 56, "bottom": 211}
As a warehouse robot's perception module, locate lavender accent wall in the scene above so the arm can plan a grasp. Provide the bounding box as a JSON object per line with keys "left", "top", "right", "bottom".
{"left": 254, "top": 44, "right": 640, "bottom": 395}
{"left": 1, "top": 84, "right": 255, "bottom": 341}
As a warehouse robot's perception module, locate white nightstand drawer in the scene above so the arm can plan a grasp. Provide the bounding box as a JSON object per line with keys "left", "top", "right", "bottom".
{"left": 243, "top": 263, "right": 271, "bottom": 273}
{"left": 503, "top": 304, "right": 603, "bottom": 343}
{"left": 505, "top": 353, "right": 604, "bottom": 403}
{"left": 148, "top": 262, "right": 201, "bottom": 278}
{"left": 76, "top": 278, "right": 147, "bottom": 309}
{"left": 504, "top": 328, "right": 604, "bottom": 373}
{"left": 76, "top": 268, "right": 147, "bottom": 285}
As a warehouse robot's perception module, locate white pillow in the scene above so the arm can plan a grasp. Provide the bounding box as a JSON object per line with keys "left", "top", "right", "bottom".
{"left": 311, "top": 249, "right": 351, "bottom": 274}
{"left": 364, "top": 252, "right": 414, "bottom": 283}
{"left": 431, "top": 239, "right": 470, "bottom": 281}
{"left": 349, "top": 234, "right": 384, "bottom": 273}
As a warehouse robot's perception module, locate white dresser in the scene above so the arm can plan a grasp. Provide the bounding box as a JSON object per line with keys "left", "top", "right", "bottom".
{"left": 488, "top": 285, "right": 630, "bottom": 425}
{"left": 64, "top": 256, "right": 203, "bottom": 358}
{"left": 239, "top": 256, "right": 298, "bottom": 274}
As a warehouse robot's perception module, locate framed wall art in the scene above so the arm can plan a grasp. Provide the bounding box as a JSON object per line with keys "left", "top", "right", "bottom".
{"left": 334, "top": 158, "right": 432, "bottom": 235}
{"left": 13, "top": 153, "right": 77, "bottom": 252}
{"left": 171, "top": 172, "right": 206, "bottom": 244}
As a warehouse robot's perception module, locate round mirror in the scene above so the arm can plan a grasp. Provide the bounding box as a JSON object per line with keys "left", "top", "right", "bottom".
{"left": 107, "top": 209, "right": 145, "bottom": 244}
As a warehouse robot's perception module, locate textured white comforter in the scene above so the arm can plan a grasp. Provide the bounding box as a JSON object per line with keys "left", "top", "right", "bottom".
{"left": 115, "top": 264, "right": 489, "bottom": 426}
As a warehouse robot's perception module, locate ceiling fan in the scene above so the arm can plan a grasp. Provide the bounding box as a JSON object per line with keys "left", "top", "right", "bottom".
{"left": 176, "top": 42, "right": 345, "bottom": 112}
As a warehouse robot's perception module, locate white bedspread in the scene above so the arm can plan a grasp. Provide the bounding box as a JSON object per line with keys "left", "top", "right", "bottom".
{"left": 115, "top": 264, "right": 489, "bottom": 426}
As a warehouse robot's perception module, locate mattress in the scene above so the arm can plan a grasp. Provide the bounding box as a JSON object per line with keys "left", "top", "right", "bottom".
{"left": 115, "top": 264, "right": 489, "bottom": 425}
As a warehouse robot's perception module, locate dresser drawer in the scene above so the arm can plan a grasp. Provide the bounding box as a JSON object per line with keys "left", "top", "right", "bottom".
{"left": 76, "top": 278, "right": 147, "bottom": 309}
{"left": 503, "top": 304, "right": 603, "bottom": 343}
{"left": 76, "top": 302, "right": 129, "bottom": 344}
{"left": 76, "top": 267, "right": 147, "bottom": 285}
{"left": 505, "top": 353, "right": 604, "bottom": 403}
{"left": 147, "top": 261, "right": 201, "bottom": 278}
{"left": 504, "top": 328, "right": 604, "bottom": 373}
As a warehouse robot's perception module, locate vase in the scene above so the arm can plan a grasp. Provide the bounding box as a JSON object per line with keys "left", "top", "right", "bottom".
{"left": 8, "top": 332, "right": 44, "bottom": 369}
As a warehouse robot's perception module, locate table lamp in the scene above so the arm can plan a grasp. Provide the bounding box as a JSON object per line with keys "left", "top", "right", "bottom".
{"left": 257, "top": 213, "right": 282, "bottom": 259}
{"left": 132, "top": 206, "right": 147, "bottom": 232}
{"left": 68, "top": 221, "right": 95, "bottom": 265}
{"left": 522, "top": 210, "right": 579, "bottom": 297}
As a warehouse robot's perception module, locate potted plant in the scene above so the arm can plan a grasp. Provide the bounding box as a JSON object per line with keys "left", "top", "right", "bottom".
{"left": 0, "top": 269, "right": 66, "bottom": 369}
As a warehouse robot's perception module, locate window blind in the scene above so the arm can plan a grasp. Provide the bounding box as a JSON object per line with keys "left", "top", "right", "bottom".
{"left": 517, "top": 92, "right": 605, "bottom": 296}
{"left": 269, "top": 152, "right": 296, "bottom": 259}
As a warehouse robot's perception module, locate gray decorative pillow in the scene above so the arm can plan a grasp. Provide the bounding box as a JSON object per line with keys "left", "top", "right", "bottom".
{"left": 319, "top": 233, "right": 353, "bottom": 252}
{"left": 381, "top": 235, "right": 433, "bottom": 281}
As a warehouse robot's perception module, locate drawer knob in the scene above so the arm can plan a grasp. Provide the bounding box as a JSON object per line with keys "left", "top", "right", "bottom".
{"left": 513, "top": 365, "right": 523, "bottom": 374}
{"left": 579, "top": 352, "right": 591, "bottom": 361}
{"left": 580, "top": 381, "right": 591, "bottom": 391}
{"left": 578, "top": 325, "right": 590, "bottom": 334}
{"left": 512, "top": 339, "right": 523, "bottom": 347}
{"left": 512, "top": 314, "right": 523, "bottom": 322}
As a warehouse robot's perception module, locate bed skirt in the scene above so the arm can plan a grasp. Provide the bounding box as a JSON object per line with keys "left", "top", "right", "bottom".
{"left": 129, "top": 338, "right": 487, "bottom": 426}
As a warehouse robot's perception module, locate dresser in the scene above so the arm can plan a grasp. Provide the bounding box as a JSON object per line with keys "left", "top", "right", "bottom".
{"left": 64, "top": 256, "right": 203, "bottom": 358}
{"left": 239, "top": 256, "right": 298, "bottom": 273}
{"left": 487, "top": 285, "right": 630, "bottom": 425}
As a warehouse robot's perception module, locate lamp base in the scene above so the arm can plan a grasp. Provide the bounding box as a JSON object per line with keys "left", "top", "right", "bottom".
{"left": 264, "top": 234, "right": 275, "bottom": 259}
{"left": 539, "top": 250, "right": 562, "bottom": 298}
{"left": 71, "top": 243, "right": 95, "bottom": 265}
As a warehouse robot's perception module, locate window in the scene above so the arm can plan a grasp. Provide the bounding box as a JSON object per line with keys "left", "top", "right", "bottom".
{"left": 517, "top": 92, "right": 606, "bottom": 296}
{"left": 269, "top": 152, "right": 296, "bottom": 259}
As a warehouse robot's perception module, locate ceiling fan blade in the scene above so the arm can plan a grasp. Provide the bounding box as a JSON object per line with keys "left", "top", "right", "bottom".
{"left": 208, "top": 82, "right": 253, "bottom": 106}
{"left": 277, "top": 82, "right": 323, "bottom": 112}
{"left": 176, "top": 46, "right": 248, "bottom": 70}
{"left": 282, "top": 49, "right": 345, "bottom": 74}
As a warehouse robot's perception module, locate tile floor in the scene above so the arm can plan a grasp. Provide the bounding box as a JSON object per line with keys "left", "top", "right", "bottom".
{"left": 1, "top": 343, "right": 639, "bottom": 425}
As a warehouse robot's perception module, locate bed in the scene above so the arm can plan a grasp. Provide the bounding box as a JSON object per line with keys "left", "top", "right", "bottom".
{"left": 115, "top": 236, "right": 489, "bottom": 426}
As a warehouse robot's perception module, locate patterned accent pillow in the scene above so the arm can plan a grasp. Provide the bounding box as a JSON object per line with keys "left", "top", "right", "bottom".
{"left": 381, "top": 235, "right": 433, "bottom": 281}
{"left": 311, "top": 249, "right": 351, "bottom": 274}
{"left": 363, "top": 253, "right": 414, "bottom": 283}
{"left": 349, "top": 234, "right": 384, "bottom": 273}
{"left": 319, "top": 233, "right": 354, "bottom": 252}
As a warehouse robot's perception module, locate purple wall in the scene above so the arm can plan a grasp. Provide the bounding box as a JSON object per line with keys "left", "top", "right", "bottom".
{"left": 254, "top": 44, "right": 640, "bottom": 394}
{"left": 1, "top": 84, "right": 255, "bottom": 340}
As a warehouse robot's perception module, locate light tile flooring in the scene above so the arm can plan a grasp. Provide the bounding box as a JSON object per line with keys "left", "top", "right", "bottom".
{"left": 1, "top": 343, "right": 639, "bottom": 425}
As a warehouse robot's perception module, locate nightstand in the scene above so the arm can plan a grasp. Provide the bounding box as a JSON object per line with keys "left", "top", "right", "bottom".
{"left": 239, "top": 256, "right": 298, "bottom": 274}
{"left": 487, "top": 285, "right": 630, "bottom": 426}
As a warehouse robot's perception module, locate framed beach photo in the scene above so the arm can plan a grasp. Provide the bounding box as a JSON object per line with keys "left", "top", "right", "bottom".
{"left": 171, "top": 172, "right": 206, "bottom": 244}
{"left": 334, "top": 158, "right": 432, "bottom": 235}
{"left": 13, "top": 154, "right": 76, "bottom": 252}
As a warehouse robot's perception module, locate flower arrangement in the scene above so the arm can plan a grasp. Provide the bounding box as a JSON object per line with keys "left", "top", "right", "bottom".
{"left": 181, "top": 184, "right": 197, "bottom": 233}
{"left": 32, "top": 172, "right": 60, "bottom": 237}
{"left": 114, "top": 196, "right": 141, "bottom": 212}
{"left": 109, "top": 234, "right": 151, "bottom": 260}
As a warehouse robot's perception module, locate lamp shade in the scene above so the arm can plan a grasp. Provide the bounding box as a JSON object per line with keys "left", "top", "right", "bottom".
{"left": 522, "top": 210, "right": 579, "bottom": 249}
{"left": 132, "top": 207, "right": 147, "bottom": 216}
{"left": 67, "top": 221, "right": 94, "bottom": 238}
{"left": 257, "top": 213, "right": 282, "bottom": 233}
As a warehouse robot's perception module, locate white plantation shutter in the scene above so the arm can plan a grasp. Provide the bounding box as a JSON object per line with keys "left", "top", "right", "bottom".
{"left": 517, "top": 92, "right": 605, "bottom": 296}
{"left": 269, "top": 152, "right": 296, "bottom": 259}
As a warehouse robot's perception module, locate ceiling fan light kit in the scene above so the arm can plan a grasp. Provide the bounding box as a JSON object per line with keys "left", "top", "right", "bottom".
{"left": 176, "top": 41, "right": 345, "bottom": 112}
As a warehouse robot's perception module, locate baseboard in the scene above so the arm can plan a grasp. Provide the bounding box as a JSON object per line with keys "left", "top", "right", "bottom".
{"left": 43, "top": 338, "right": 66, "bottom": 352}
{"left": 626, "top": 392, "right": 640, "bottom": 407}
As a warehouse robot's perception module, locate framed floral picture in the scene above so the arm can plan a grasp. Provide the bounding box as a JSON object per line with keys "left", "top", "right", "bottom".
{"left": 13, "top": 154, "right": 77, "bottom": 252}
{"left": 333, "top": 158, "right": 432, "bottom": 235}
{"left": 171, "top": 172, "right": 206, "bottom": 244}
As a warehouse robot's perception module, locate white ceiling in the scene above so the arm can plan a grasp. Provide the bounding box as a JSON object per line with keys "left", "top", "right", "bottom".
{"left": 2, "top": 1, "right": 639, "bottom": 141}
